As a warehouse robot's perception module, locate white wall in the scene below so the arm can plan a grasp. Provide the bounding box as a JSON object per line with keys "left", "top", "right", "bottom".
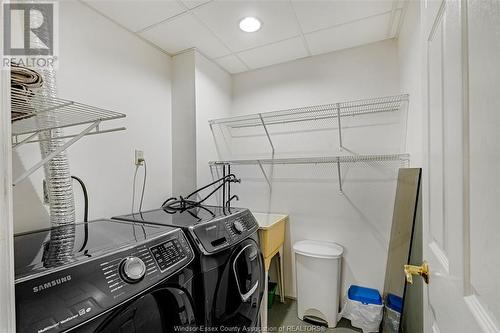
{"left": 398, "top": 2, "right": 424, "bottom": 167}
{"left": 197, "top": 40, "right": 404, "bottom": 298}
{"left": 172, "top": 51, "right": 196, "bottom": 195}
{"left": 232, "top": 39, "right": 400, "bottom": 114}
{"left": 195, "top": 51, "right": 232, "bottom": 194}
{"left": 13, "top": 1, "right": 173, "bottom": 233}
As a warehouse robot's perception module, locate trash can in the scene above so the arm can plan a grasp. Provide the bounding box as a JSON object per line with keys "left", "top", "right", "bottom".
{"left": 339, "top": 285, "right": 384, "bottom": 333}
{"left": 382, "top": 294, "right": 402, "bottom": 333}
{"left": 294, "top": 240, "right": 344, "bottom": 328}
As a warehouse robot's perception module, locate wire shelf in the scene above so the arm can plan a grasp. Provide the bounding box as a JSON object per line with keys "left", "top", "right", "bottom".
{"left": 11, "top": 87, "right": 125, "bottom": 136}
{"left": 209, "top": 153, "right": 410, "bottom": 166}
{"left": 209, "top": 94, "right": 408, "bottom": 129}
{"left": 10, "top": 87, "right": 126, "bottom": 186}
{"left": 209, "top": 153, "right": 410, "bottom": 193}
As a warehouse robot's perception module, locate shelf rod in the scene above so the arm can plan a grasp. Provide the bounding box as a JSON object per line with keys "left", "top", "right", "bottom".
{"left": 336, "top": 158, "right": 343, "bottom": 193}
{"left": 336, "top": 103, "right": 343, "bottom": 150}
{"left": 14, "top": 126, "right": 126, "bottom": 145}
{"left": 13, "top": 120, "right": 101, "bottom": 186}
{"left": 259, "top": 113, "right": 275, "bottom": 156}
{"left": 257, "top": 160, "right": 271, "bottom": 187}
{"left": 227, "top": 108, "right": 400, "bottom": 129}
{"left": 209, "top": 154, "right": 409, "bottom": 166}
{"left": 208, "top": 94, "right": 409, "bottom": 127}
{"left": 12, "top": 131, "right": 39, "bottom": 149}
{"left": 30, "top": 101, "right": 75, "bottom": 116}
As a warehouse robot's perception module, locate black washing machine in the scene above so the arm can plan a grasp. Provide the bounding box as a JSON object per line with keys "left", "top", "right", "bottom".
{"left": 113, "top": 205, "right": 265, "bottom": 330}
{"left": 14, "top": 219, "right": 197, "bottom": 333}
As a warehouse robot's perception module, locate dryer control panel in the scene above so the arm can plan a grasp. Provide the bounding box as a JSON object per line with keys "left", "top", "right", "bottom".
{"left": 191, "top": 208, "right": 259, "bottom": 254}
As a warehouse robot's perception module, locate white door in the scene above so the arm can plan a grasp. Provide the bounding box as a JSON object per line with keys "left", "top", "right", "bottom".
{"left": 422, "top": 0, "right": 500, "bottom": 332}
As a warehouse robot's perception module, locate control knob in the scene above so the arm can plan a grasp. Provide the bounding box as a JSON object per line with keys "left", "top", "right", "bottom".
{"left": 119, "top": 257, "right": 146, "bottom": 283}
{"left": 233, "top": 220, "right": 245, "bottom": 234}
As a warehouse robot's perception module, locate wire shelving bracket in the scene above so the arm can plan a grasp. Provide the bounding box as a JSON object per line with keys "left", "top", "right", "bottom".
{"left": 11, "top": 87, "right": 126, "bottom": 186}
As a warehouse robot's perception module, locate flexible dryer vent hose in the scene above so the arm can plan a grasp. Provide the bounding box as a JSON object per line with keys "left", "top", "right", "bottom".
{"left": 28, "top": 4, "right": 76, "bottom": 266}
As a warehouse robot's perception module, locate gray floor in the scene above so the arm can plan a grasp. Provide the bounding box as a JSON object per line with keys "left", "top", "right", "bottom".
{"left": 267, "top": 298, "right": 362, "bottom": 332}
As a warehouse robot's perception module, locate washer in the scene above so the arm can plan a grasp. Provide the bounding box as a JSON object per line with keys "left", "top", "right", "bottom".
{"left": 113, "top": 205, "right": 265, "bottom": 330}
{"left": 14, "top": 219, "right": 197, "bottom": 333}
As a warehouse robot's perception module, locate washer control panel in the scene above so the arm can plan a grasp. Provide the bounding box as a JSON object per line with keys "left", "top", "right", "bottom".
{"left": 150, "top": 238, "right": 186, "bottom": 272}
{"left": 119, "top": 256, "right": 147, "bottom": 283}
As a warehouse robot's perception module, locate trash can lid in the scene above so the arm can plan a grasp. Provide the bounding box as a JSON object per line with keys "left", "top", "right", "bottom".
{"left": 386, "top": 293, "right": 403, "bottom": 313}
{"left": 293, "top": 240, "right": 343, "bottom": 259}
{"left": 348, "top": 285, "right": 382, "bottom": 305}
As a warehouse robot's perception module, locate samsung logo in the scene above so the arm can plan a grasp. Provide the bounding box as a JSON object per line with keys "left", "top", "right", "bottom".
{"left": 33, "top": 275, "right": 72, "bottom": 293}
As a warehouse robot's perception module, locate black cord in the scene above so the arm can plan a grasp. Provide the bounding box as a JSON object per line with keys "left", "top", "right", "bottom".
{"left": 71, "top": 175, "right": 88, "bottom": 222}
{"left": 185, "top": 174, "right": 238, "bottom": 199}
{"left": 162, "top": 174, "right": 240, "bottom": 213}
{"left": 71, "top": 175, "right": 89, "bottom": 253}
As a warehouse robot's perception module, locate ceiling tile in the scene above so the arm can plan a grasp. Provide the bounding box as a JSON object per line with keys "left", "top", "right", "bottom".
{"left": 237, "top": 37, "right": 308, "bottom": 70}
{"left": 192, "top": 0, "right": 300, "bottom": 52}
{"left": 181, "top": 0, "right": 212, "bottom": 9}
{"left": 292, "top": 0, "right": 393, "bottom": 33}
{"left": 85, "top": 0, "right": 186, "bottom": 32}
{"left": 214, "top": 55, "right": 248, "bottom": 74}
{"left": 140, "top": 13, "right": 231, "bottom": 58}
{"left": 305, "top": 12, "right": 392, "bottom": 56}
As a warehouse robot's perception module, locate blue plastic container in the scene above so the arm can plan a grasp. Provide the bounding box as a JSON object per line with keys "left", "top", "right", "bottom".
{"left": 347, "top": 285, "right": 383, "bottom": 305}
{"left": 386, "top": 293, "right": 403, "bottom": 313}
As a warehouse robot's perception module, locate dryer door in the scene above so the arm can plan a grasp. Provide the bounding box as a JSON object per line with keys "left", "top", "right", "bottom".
{"left": 214, "top": 238, "right": 264, "bottom": 328}
{"left": 97, "top": 287, "right": 196, "bottom": 333}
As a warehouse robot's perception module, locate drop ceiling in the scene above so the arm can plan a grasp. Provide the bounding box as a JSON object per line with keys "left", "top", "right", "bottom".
{"left": 83, "top": 0, "right": 407, "bottom": 74}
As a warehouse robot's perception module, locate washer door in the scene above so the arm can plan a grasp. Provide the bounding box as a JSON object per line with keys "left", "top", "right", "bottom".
{"left": 98, "top": 287, "right": 196, "bottom": 333}
{"left": 214, "top": 239, "right": 264, "bottom": 328}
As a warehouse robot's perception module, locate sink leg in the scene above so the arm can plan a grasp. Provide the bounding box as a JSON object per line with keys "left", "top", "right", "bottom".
{"left": 261, "top": 270, "right": 269, "bottom": 331}
{"left": 278, "top": 245, "right": 285, "bottom": 303}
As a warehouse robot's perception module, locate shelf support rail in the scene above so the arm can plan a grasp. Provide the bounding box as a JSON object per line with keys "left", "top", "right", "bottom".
{"left": 12, "top": 126, "right": 126, "bottom": 149}
{"left": 258, "top": 113, "right": 275, "bottom": 157}
{"left": 12, "top": 120, "right": 101, "bottom": 186}
{"left": 12, "top": 131, "right": 39, "bottom": 149}
{"left": 336, "top": 103, "right": 343, "bottom": 151}
{"left": 257, "top": 160, "right": 272, "bottom": 188}
{"left": 336, "top": 157, "right": 343, "bottom": 193}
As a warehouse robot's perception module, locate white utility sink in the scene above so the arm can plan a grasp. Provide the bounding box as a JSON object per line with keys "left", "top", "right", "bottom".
{"left": 252, "top": 212, "right": 288, "bottom": 229}
{"left": 251, "top": 212, "right": 288, "bottom": 260}
{"left": 252, "top": 212, "right": 288, "bottom": 329}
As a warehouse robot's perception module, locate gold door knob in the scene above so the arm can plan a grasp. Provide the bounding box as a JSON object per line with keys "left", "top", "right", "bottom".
{"left": 404, "top": 261, "right": 430, "bottom": 284}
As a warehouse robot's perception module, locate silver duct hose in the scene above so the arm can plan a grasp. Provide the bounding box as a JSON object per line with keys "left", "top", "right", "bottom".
{"left": 28, "top": 5, "right": 76, "bottom": 266}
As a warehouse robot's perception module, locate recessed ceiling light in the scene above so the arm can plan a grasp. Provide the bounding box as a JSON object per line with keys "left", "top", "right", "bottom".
{"left": 239, "top": 17, "right": 261, "bottom": 33}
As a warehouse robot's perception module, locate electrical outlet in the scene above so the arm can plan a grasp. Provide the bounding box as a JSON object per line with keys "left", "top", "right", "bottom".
{"left": 135, "top": 150, "right": 145, "bottom": 165}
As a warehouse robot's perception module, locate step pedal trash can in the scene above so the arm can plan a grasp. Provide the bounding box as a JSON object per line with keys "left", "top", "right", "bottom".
{"left": 294, "top": 240, "right": 344, "bottom": 328}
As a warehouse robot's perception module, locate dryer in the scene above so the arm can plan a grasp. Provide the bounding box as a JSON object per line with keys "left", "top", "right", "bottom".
{"left": 14, "top": 219, "right": 197, "bottom": 333}
{"left": 113, "top": 205, "right": 265, "bottom": 330}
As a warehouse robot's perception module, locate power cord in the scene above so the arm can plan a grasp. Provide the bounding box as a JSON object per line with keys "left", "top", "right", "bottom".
{"left": 131, "top": 165, "right": 140, "bottom": 214}
{"left": 139, "top": 160, "right": 147, "bottom": 213}
{"left": 131, "top": 160, "right": 148, "bottom": 214}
